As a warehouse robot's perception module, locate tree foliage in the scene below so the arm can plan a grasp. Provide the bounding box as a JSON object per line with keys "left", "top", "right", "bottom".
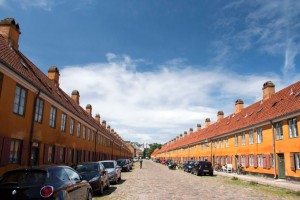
{"left": 146, "top": 143, "right": 162, "bottom": 158}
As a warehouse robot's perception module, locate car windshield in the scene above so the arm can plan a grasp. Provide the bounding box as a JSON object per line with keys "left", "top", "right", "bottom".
{"left": 117, "top": 160, "right": 126, "bottom": 165}
{"left": 0, "top": 171, "right": 47, "bottom": 187}
{"left": 75, "top": 163, "right": 98, "bottom": 173}
{"left": 102, "top": 162, "right": 114, "bottom": 169}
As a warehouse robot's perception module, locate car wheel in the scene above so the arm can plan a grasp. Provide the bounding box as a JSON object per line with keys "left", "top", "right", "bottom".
{"left": 118, "top": 174, "right": 122, "bottom": 181}
{"left": 87, "top": 190, "right": 92, "bottom": 200}
{"left": 105, "top": 180, "right": 110, "bottom": 190}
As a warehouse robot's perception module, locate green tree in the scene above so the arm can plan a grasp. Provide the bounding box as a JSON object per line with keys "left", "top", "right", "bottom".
{"left": 146, "top": 143, "right": 162, "bottom": 158}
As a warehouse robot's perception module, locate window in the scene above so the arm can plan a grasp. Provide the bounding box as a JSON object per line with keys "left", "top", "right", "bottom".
{"left": 59, "top": 147, "right": 65, "bottom": 163}
{"left": 249, "top": 130, "right": 254, "bottom": 144}
{"left": 9, "top": 139, "right": 21, "bottom": 164}
{"left": 13, "top": 85, "right": 27, "bottom": 116}
{"left": 234, "top": 134, "right": 238, "bottom": 147}
{"left": 70, "top": 119, "right": 74, "bottom": 134}
{"left": 275, "top": 122, "right": 283, "bottom": 140}
{"left": 257, "top": 128, "right": 263, "bottom": 144}
{"left": 83, "top": 126, "right": 86, "bottom": 140}
{"left": 226, "top": 137, "right": 229, "bottom": 147}
{"left": 77, "top": 123, "right": 81, "bottom": 137}
{"left": 49, "top": 106, "right": 57, "bottom": 128}
{"left": 88, "top": 128, "right": 91, "bottom": 141}
{"left": 258, "top": 154, "right": 263, "bottom": 167}
{"left": 241, "top": 132, "right": 245, "bottom": 146}
{"left": 288, "top": 118, "right": 298, "bottom": 138}
{"left": 249, "top": 155, "right": 254, "bottom": 166}
{"left": 47, "top": 145, "right": 54, "bottom": 163}
{"left": 270, "top": 154, "right": 274, "bottom": 168}
{"left": 295, "top": 153, "right": 300, "bottom": 170}
{"left": 241, "top": 156, "right": 245, "bottom": 166}
{"left": 0, "top": 72, "right": 3, "bottom": 96}
{"left": 92, "top": 130, "right": 94, "bottom": 141}
{"left": 34, "top": 98, "right": 44, "bottom": 123}
{"left": 61, "top": 113, "right": 67, "bottom": 132}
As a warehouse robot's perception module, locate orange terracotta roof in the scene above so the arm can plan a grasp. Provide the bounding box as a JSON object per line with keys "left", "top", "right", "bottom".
{"left": 157, "top": 80, "right": 300, "bottom": 154}
{"left": 0, "top": 35, "right": 129, "bottom": 151}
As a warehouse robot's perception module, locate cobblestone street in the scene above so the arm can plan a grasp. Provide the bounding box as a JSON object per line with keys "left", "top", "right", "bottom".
{"left": 93, "top": 160, "right": 299, "bottom": 200}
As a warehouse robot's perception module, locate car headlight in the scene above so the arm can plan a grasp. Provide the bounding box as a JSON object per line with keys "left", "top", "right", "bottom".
{"left": 89, "top": 175, "right": 100, "bottom": 183}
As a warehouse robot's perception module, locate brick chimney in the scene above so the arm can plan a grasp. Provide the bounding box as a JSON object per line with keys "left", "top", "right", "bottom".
{"left": 184, "top": 131, "right": 188, "bottom": 137}
{"left": 262, "top": 81, "right": 275, "bottom": 101}
{"left": 217, "top": 111, "right": 224, "bottom": 122}
{"left": 86, "top": 104, "right": 92, "bottom": 116}
{"left": 71, "top": 90, "right": 80, "bottom": 105}
{"left": 189, "top": 128, "right": 193, "bottom": 135}
{"left": 235, "top": 99, "right": 244, "bottom": 113}
{"left": 107, "top": 125, "right": 111, "bottom": 133}
{"left": 48, "top": 66, "right": 60, "bottom": 86}
{"left": 0, "top": 18, "right": 21, "bottom": 50}
{"left": 205, "top": 118, "right": 211, "bottom": 127}
{"left": 176, "top": 136, "right": 179, "bottom": 141}
{"left": 95, "top": 114, "right": 100, "bottom": 124}
{"left": 102, "top": 120, "right": 106, "bottom": 129}
{"left": 180, "top": 134, "right": 183, "bottom": 139}
{"left": 197, "top": 124, "right": 201, "bottom": 131}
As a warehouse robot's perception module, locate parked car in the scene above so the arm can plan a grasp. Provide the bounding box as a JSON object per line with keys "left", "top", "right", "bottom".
{"left": 100, "top": 160, "right": 121, "bottom": 184}
{"left": 117, "top": 159, "right": 130, "bottom": 172}
{"left": 161, "top": 159, "right": 166, "bottom": 165}
{"left": 183, "top": 160, "right": 195, "bottom": 172}
{"left": 74, "top": 162, "right": 109, "bottom": 195}
{"left": 191, "top": 161, "right": 214, "bottom": 176}
{"left": 127, "top": 159, "right": 133, "bottom": 169}
{"left": 0, "top": 165, "right": 92, "bottom": 200}
{"left": 133, "top": 157, "right": 138, "bottom": 162}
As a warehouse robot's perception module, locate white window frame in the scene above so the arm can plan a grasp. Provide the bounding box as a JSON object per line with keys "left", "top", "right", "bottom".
{"left": 9, "top": 139, "right": 21, "bottom": 164}
{"left": 288, "top": 118, "right": 298, "bottom": 138}
{"left": 257, "top": 128, "right": 263, "bottom": 144}
{"left": 249, "top": 130, "right": 254, "bottom": 144}
{"left": 241, "top": 132, "right": 245, "bottom": 146}
{"left": 226, "top": 137, "right": 229, "bottom": 147}
{"left": 49, "top": 106, "right": 57, "bottom": 128}
{"left": 249, "top": 155, "right": 254, "bottom": 166}
{"left": 77, "top": 123, "right": 81, "bottom": 137}
{"left": 83, "top": 126, "right": 86, "bottom": 140}
{"left": 258, "top": 154, "right": 263, "bottom": 167}
{"left": 275, "top": 122, "right": 283, "bottom": 140}
{"left": 295, "top": 153, "right": 300, "bottom": 170}
{"left": 34, "top": 98, "right": 43, "bottom": 123}
{"left": 234, "top": 134, "right": 238, "bottom": 147}
{"left": 70, "top": 118, "right": 74, "bottom": 134}
{"left": 13, "top": 85, "right": 26, "bottom": 116}
{"left": 61, "top": 113, "right": 67, "bottom": 132}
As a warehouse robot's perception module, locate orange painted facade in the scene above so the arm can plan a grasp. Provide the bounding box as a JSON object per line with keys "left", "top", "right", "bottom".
{"left": 153, "top": 81, "right": 300, "bottom": 181}
{"left": 0, "top": 18, "right": 132, "bottom": 176}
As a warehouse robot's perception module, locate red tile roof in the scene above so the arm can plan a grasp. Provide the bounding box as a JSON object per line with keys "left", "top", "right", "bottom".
{"left": 0, "top": 35, "right": 129, "bottom": 151}
{"left": 157, "top": 80, "right": 300, "bottom": 154}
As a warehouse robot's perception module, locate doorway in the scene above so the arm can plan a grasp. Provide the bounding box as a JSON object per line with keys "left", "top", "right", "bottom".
{"left": 278, "top": 154, "right": 286, "bottom": 179}
{"left": 30, "top": 147, "right": 39, "bottom": 166}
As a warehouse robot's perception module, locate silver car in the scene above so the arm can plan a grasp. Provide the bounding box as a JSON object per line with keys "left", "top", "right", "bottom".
{"left": 100, "top": 160, "right": 122, "bottom": 184}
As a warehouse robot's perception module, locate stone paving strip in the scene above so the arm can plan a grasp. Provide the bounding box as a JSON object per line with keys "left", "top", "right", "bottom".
{"left": 93, "top": 160, "right": 300, "bottom": 200}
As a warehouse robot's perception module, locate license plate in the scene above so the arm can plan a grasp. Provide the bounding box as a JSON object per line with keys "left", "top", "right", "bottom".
{"left": 203, "top": 170, "right": 209, "bottom": 172}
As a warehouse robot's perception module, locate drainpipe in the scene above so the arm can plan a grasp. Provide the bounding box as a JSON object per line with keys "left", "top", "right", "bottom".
{"left": 29, "top": 90, "right": 40, "bottom": 167}
{"left": 270, "top": 120, "right": 277, "bottom": 179}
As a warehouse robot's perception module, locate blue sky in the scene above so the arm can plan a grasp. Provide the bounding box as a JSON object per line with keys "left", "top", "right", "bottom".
{"left": 1, "top": 0, "right": 300, "bottom": 144}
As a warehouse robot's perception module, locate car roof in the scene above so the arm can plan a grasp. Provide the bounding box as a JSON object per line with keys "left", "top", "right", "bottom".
{"left": 3, "top": 165, "right": 71, "bottom": 174}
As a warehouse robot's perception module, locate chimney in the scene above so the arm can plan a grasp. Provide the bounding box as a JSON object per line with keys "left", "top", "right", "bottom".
{"left": 180, "top": 134, "right": 183, "bottom": 139}
{"left": 205, "top": 118, "right": 211, "bottom": 127}
{"left": 102, "top": 120, "right": 106, "bottom": 129}
{"left": 189, "top": 128, "right": 193, "bottom": 135}
{"left": 197, "top": 124, "right": 201, "bottom": 131}
{"left": 184, "top": 131, "right": 188, "bottom": 137}
{"left": 111, "top": 129, "right": 114, "bottom": 134}
{"left": 95, "top": 114, "right": 100, "bottom": 124}
{"left": 107, "top": 125, "right": 111, "bottom": 133}
{"left": 235, "top": 99, "right": 244, "bottom": 113}
{"left": 71, "top": 90, "right": 80, "bottom": 105}
{"left": 217, "top": 111, "right": 224, "bottom": 122}
{"left": 48, "top": 66, "right": 60, "bottom": 86}
{"left": 176, "top": 136, "right": 179, "bottom": 141}
{"left": 262, "top": 81, "right": 275, "bottom": 101}
{"left": 86, "top": 104, "right": 92, "bottom": 116}
{"left": 0, "top": 18, "right": 21, "bottom": 50}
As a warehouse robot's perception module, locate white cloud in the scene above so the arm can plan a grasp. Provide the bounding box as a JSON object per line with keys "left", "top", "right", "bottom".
{"left": 60, "top": 54, "right": 284, "bottom": 144}
{"left": 219, "top": 0, "right": 300, "bottom": 75}
{"left": 13, "top": 0, "right": 53, "bottom": 10}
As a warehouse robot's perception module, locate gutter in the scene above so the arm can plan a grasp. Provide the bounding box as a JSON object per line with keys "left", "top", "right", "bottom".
{"left": 270, "top": 120, "right": 277, "bottom": 179}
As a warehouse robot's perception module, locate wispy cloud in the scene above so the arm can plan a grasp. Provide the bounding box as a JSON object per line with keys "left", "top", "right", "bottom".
{"left": 60, "top": 53, "right": 283, "bottom": 144}
{"left": 217, "top": 0, "right": 300, "bottom": 75}
{"left": 14, "top": 0, "right": 54, "bottom": 10}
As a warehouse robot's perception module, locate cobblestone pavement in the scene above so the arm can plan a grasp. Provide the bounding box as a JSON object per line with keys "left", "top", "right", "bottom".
{"left": 93, "top": 160, "right": 299, "bottom": 200}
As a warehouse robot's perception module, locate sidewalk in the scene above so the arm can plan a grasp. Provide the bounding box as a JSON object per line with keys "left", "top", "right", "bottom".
{"left": 214, "top": 171, "right": 300, "bottom": 192}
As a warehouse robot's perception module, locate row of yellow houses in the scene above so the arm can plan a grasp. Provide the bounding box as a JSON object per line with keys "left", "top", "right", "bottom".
{"left": 152, "top": 79, "right": 300, "bottom": 181}
{"left": 0, "top": 18, "right": 132, "bottom": 175}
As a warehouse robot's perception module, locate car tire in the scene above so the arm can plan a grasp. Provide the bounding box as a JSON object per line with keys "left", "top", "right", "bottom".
{"left": 105, "top": 180, "right": 110, "bottom": 190}
{"left": 118, "top": 174, "right": 122, "bottom": 181}
{"left": 87, "top": 190, "right": 92, "bottom": 200}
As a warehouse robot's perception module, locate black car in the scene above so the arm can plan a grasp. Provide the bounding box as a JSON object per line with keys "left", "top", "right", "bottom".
{"left": 116, "top": 159, "right": 130, "bottom": 172}
{"left": 183, "top": 160, "right": 195, "bottom": 172}
{"left": 191, "top": 161, "right": 214, "bottom": 176}
{"left": 74, "top": 162, "right": 110, "bottom": 195}
{"left": 0, "top": 165, "right": 92, "bottom": 200}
